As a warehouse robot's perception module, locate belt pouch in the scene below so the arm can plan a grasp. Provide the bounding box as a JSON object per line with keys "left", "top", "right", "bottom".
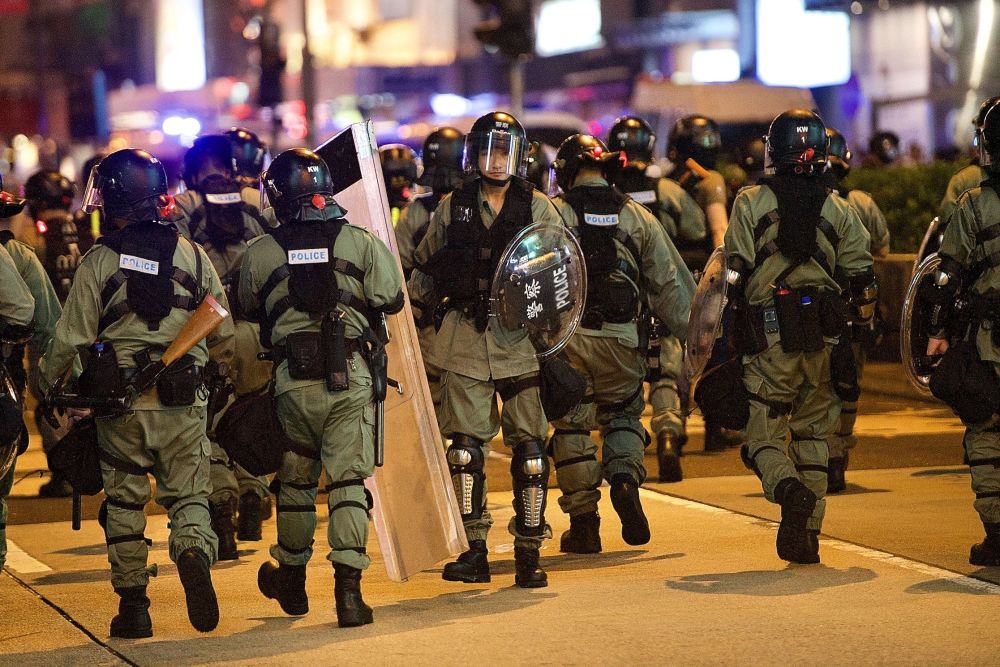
{"left": 798, "top": 287, "right": 824, "bottom": 352}
{"left": 322, "top": 313, "right": 349, "bottom": 391}
{"left": 156, "top": 355, "right": 199, "bottom": 406}
{"left": 285, "top": 331, "right": 324, "bottom": 380}
{"left": 773, "top": 286, "right": 804, "bottom": 353}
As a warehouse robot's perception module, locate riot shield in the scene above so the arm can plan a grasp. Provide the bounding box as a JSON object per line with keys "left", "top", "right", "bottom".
{"left": 0, "top": 368, "right": 23, "bottom": 480}
{"left": 316, "top": 122, "right": 467, "bottom": 582}
{"left": 900, "top": 253, "right": 941, "bottom": 395}
{"left": 914, "top": 216, "right": 947, "bottom": 276}
{"left": 490, "top": 222, "right": 586, "bottom": 359}
{"left": 682, "top": 247, "right": 729, "bottom": 385}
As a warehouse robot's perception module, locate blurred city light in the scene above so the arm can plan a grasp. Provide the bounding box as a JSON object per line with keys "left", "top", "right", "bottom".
{"left": 155, "top": 0, "right": 207, "bottom": 92}
{"left": 430, "top": 94, "right": 470, "bottom": 118}
{"left": 691, "top": 49, "right": 741, "bottom": 83}
{"left": 536, "top": 0, "right": 604, "bottom": 57}
{"left": 757, "top": 0, "right": 851, "bottom": 88}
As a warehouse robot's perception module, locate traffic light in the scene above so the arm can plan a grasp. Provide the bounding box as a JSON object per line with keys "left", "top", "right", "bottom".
{"left": 472, "top": 0, "right": 535, "bottom": 59}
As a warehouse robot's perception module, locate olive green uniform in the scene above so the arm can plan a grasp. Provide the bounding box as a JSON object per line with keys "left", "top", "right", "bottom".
{"left": 646, "top": 177, "right": 706, "bottom": 443}
{"left": 935, "top": 182, "right": 1000, "bottom": 527}
{"left": 411, "top": 184, "right": 562, "bottom": 548}
{"left": 238, "top": 218, "right": 403, "bottom": 572}
{"left": 829, "top": 190, "right": 890, "bottom": 462}
{"left": 550, "top": 175, "right": 695, "bottom": 517}
{"left": 0, "top": 243, "right": 36, "bottom": 571}
{"left": 726, "top": 184, "right": 871, "bottom": 531}
{"left": 396, "top": 197, "right": 444, "bottom": 418}
{"left": 940, "top": 164, "right": 986, "bottom": 224}
{"left": 39, "top": 234, "right": 234, "bottom": 590}
{"left": 170, "top": 192, "right": 272, "bottom": 505}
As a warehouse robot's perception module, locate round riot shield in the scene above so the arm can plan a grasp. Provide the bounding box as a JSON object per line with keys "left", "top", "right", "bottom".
{"left": 913, "top": 216, "right": 947, "bottom": 276}
{"left": 901, "top": 253, "right": 942, "bottom": 395}
{"left": 491, "top": 221, "right": 586, "bottom": 359}
{"left": 683, "top": 247, "right": 730, "bottom": 384}
{"left": 0, "top": 370, "right": 22, "bottom": 480}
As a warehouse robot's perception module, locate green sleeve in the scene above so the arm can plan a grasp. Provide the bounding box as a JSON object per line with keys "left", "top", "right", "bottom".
{"left": 633, "top": 203, "right": 695, "bottom": 339}
{"left": 238, "top": 241, "right": 264, "bottom": 316}
{"left": 0, "top": 245, "right": 33, "bottom": 327}
{"left": 363, "top": 232, "right": 405, "bottom": 312}
{"left": 938, "top": 191, "right": 978, "bottom": 266}
{"left": 835, "top": 206, "right": 874, "bottom": 277}
{"left": 409, "top": 194, "right": 452, "bottom": 305}
{"left": 9, "top": 242, "right": 62, "bottom": 353}
{"left": 38, "top": 253, "right": 103, "bottom": 391}
{"left": 723, "top": 190, "right": 757, "bottom": 270}
{"left": 394, "top": 203, "right": 423, "bottom": 273}
{"left": 696, "top": 171, "right": 728, "bottom": 209}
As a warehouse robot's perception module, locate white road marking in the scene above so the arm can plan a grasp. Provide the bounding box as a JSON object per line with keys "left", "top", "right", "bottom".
{"left": 3, "top": 540, "right": 52, "bottom": 573}
{"left": 639, "top": 489, "right": 1000, "bottom": 594}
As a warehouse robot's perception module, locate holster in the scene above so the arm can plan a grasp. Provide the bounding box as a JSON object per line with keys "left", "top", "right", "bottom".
{"left": 829, "top": 338, "right": 859, "bottom": 402}
{"left": 155, "top": 354, "right": 201, "bottom": 407}
{"left": 322, "top": 313, "right": 349, "bottom": 391}
{"left": 78, "top": 341, "right": 122, "bottom": 399}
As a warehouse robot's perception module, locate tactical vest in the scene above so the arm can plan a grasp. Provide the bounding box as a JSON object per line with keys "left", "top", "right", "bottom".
{"left": 39, "top": 210, "right": 89, "bottom": 301}
{"left": 414, "top": 191, "right": 444, "bottom": 250}
{"left": 426, "top": 176, "right": 534, "bottom": 332}
{"left": 751, "top": 208, "right": 839, "bottom": 280}
{"left": 257, "top": 218, "right": 371, "bottom": 347}
{"left": 96, "top": 222, "right": 204, "bottom": 334}
{"left": 561, "top": 186, "right": 643, "bottom": 328}
{"left": 189, "top": 175, "right": 268, "bottom": 248}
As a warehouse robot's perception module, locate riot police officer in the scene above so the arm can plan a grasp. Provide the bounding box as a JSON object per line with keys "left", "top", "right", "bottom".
{"left": 379, "top": 143, "right": 418, "bottom": 224}
{"left": 606, "top": 115, "right": 702, "bottom": 478}
{"left": 241, "top": 149, "right": 404, "bottom": 627}
{"left": 412, "top": 111, "right": 564, "bottom": 587}
{"left": 396, "top": 127, "right": 464, "bottom": 421}
{"left": 724, "top": 110, "right": 873, "bottom": 564}
{"left": 924, "top": 99, "right": 1000, "bottom": 567}
{"left": 169, "top": 134, "right": 273, "bottom": 558}
{"left": 524, "top": 140, "right": 550, "bottom": 192}
{"left": 40, "top": 148, "right": 233, "bottom": 637}
{"left": 24, "top": 169, "right": 95, "bottom": 302}
{"left": 824, "top": 127, "right": 890, "bottom": 493}
{"left": 225, "top": 127, "right": 270, "bottom": 192}
{"left": 940, "top": 96, "right": 1000, "bottom": 224}
{"left": 548, "top": 135, "right": 695, "bottom": 552}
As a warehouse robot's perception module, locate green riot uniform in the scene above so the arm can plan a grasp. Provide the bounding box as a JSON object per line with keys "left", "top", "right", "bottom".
{"left": 170, "top": 189, "right": 272, "bottom": 545}
{"left": 0, "top": 242, "right": 36, "bottom": 572}
{"left": 726, "top": 183, "right": 871, "bottom": 537}
{"left": 39, "top": 225, "right": 234, "bottom": 591}
{"left": 933, "top": 181, "right": 1000, "bottom": 533}
{"left": 411, "top": 177, "right": 562, "bottom": 552}
{"left": 395, "top": 195, "right": 445, "bottom": 418}
{"left": 238, "top": 208, "right": 404, "bottom": 574}
{"left": 940, "top": 164, "right": 986, "bottom": 224}
{"left": 828, "top": 189, "right": 890, "bottom": 478}
{"left": 550, "top": 175, "right": 694, "bottom": 523}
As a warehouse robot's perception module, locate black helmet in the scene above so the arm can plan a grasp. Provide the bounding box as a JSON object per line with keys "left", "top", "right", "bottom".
{"left": 740, "top": 135, "right": 766, "bottom": 175}
{"left": 867, "top": 130, "right": 900, "bottom": 165}
{"left": 553, "top": 134, "right": 614, "bottom": 193}
{"left": 980, "top": 99, "right": 1000, "bottom": 170}
{"left": 668, "top": 115, "right": 722, "bottom": 170}
{"left": 416, "top": 127, "right": 464, "bottom": 190}
{"left": 183, "top": 135, "right": 237, "bottom": 189}
{"left": 83, "top": 149, "right": 170, "bottom": 222}
{"left": 826, "top": 127, "right": 853, "bottom": 179}
{"left": 463, "top": 111, "right": 527, "bottom": 185}
{"left": 0, "top": 171, "right": 27, "bottom": 218}
{"left": 261, "top": 148, "right": 335, "bottom": 221}
{"left": 524, "top": 141, "right": 550, "bottom": 192}
{"left": 224, "top": 127, "right": 269, "bottom": 180}
{"left": 974, "top": 96, "right": 1000, "bottom": 129}
{"left": 24, "top": 169, "right": 75, "bottom": 213}
{"left": 607, "top": 116, "right": 655, "bottom": 165}
{"left": 765, "top": 109, "right": 829, "bottom": 175}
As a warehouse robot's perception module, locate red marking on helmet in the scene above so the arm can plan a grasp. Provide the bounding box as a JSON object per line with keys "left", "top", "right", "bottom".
{"left": 0, "top": 192, "right": 14, "bottom": 203}
{"left": 799, "top": 148, "right": 815, "bottom": 162}
{"left": 157, "top": 194, "right": 176, "bottom": 218}
{"left": 311, "top": 194, "right": 326, "bottom": 209}
{"left": 36, "top": 219, "right": 48, "bottom": 235}
{"left": 591, "top": 146, "right": 604, "bottom": 157}
{"left": 402, "top": 187, "right": 411, "bottom": 200}
{"left": 620, "top": 151, "right": 629, "bottom": 167}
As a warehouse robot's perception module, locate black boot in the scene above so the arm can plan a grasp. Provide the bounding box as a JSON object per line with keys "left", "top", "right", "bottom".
{"left": 334, "top": 564, "right": 373, "bottom": 627}
{"left": 237, "top": 492, "right": 263, "bottom": 541}
{"left": 827, "top": 457, "right": 846, "bottom": 494}
{"left": 774, "top": 478, "right": 819, "bottom": 564}
{"left": 656, "top": 433, "right": 683, "bottom": 483}
{"left": 514, "top": 546, "right": 548, "bottom": 588}
{"left": 110, "top": 586, "right": 152, "bottom": 639}
{"left": 970, "top": 522, "right": 1000, "bottom": 567}
{"left": 442, "top": 539, "right": 491, "bottom": 583}
{"left": 257, "top": 561, "right": 308, "bottom": 615}
{"left": 210, "top": 499, "right": 238, "bottom": 561}
{"left": 176, "top": 547, "right": 219, "bottom": 632}
{"left": 560, "top": 511, "right": 602, "bottom": 554}
{"left": 610, "top": 473, "right": 650, "bottom": 545}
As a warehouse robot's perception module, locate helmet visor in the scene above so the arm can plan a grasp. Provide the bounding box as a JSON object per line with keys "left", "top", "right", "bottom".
{"left": 81, "top": 166, "right": 105, "bottom": 213}
{"left": 467, "top": 131, "right": 525, "bottom": 181}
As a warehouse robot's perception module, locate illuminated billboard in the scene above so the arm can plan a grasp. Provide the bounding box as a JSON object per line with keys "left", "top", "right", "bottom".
{"left": 757, "top": 0, "right": 851, "bottom": 88}
{"left": 156, "top": 0, "right": 207, "bottom": 93}
{"left": 536, "top": 0, "right": 604, "bottom": 57}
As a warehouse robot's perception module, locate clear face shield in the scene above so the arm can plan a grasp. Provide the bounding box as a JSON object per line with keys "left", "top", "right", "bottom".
{"left": 470, "top": 131, "right": 525, "bottom": 182}
{"left": 81, "top": 166, "right": 105, "bottom": 213}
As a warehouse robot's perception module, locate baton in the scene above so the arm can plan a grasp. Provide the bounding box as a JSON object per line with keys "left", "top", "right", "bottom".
{"left": 71, "top": 492, "right": 81, "bottom": 531}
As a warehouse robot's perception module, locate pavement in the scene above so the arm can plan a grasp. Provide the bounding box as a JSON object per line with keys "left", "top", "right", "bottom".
{"left": 2, "top": 363, "right": 1000, "bottom": 665}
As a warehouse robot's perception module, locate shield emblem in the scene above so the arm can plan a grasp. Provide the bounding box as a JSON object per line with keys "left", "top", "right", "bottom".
{"left": 491, "top": 221, "right": 587, "bottom": 360}
{"left": 900, "top": 252, "right": 942, "bottom": 395}
{"left": 682, "top": 247, "right": 730, "bottom": 386}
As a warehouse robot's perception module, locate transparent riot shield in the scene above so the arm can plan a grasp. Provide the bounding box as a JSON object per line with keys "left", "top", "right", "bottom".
{"left": 316, "top": 122, "right": 467, "bottom": 581}
{"left": 900, "top": 252, "right": 942, "bottom": 396}
{"left": 913, "top": 216, "right": 947, "bottom": 277}
{"left": 682, "top": 247, "right": 729, "bottom": 385}
{"left": 491, "top": 222, "right": 586, "bottom": 360}
{"left": 0, "top": 368, "right": 23, "bottom": 480}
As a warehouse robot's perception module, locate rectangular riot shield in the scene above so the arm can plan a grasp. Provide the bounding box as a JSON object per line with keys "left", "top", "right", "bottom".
{"left": 316, "top": 122, "right": 468, "bottom": 582}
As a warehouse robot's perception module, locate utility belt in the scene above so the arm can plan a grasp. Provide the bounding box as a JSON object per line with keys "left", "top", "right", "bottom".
{"left": 741, "top": 286, "right": 847, "bottom": 355}
{"left": 78, "top": 341, "right": 203, "bottom": 409}
{"left": 271, "top": 329, "right": 366, "bottom": 391}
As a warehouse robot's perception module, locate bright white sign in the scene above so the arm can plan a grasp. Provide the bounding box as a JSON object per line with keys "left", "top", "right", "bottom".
{"left": 156, "top": 0, "right": 207, "bottom": 92}
{"left": 691, "top": 48, "right": 741, "bottom": 83}
{"left": 757, "top": 0, "right": 851, "bottom": 88}
{"left": 536, "top": 0, "right": 605, "bottom": 57}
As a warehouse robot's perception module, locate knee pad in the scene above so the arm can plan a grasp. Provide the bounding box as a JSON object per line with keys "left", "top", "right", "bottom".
{"left": 446, "top": 435, "right": 485, "bottom": 521}
{"left": 511, "top": 440, "right": 549, "bottom": 537}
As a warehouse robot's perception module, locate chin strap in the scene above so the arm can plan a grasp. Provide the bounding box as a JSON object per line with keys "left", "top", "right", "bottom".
{"left": 480, "top": 174, "right": 512, "bottom": 188}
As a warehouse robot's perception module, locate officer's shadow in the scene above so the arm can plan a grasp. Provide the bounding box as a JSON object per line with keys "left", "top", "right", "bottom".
{"left": 905, "top": 567, "right": 1000, "bottom": 594}
{"left": 109, "top": 587, "right": 558, "bottom": 665}
{"left": 665, "top": 565, "right": 877, "bottom": 596}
